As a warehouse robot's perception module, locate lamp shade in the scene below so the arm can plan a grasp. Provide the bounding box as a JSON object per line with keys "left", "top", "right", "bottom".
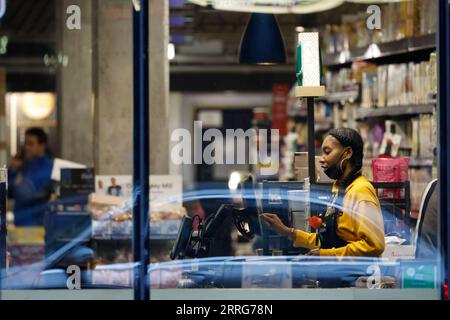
{"left": 239, "top": 13, "right": 286, "bottom": 65}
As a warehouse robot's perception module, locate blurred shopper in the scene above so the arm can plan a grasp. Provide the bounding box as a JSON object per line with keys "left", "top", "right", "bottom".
{"left": 262, "top": 128, "right": 385, "bottom": 257}
{"left": 8, "top": 128, "right": 54, "bottom": 226}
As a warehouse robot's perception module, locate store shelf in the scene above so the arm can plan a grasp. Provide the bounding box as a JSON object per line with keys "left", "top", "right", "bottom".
{"left": 356, "top": 104, "right": 435, "bottom": 120}
{"left": 315, "top": 119, "right": 334, "bottom": 131}
{"left": 408, "top": 158, "right": 434, "bottom": 168}
{"left": 294, "top": 114, "right": 333, "bottom": 130}
{"left": 323, "top": 34, "right": 436, "bottom": 67}
{"left": 318, "top": 90, "right": 359, "bottom": 103}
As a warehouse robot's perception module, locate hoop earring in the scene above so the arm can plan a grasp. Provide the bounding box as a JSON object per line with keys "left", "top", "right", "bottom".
{"left": 339, "top": 158, "right": 347, "bottom": 174}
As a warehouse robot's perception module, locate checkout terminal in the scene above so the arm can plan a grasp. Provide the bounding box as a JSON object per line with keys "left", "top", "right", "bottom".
{"left": 167, "top": 177, "right": 415, "bottom": 289}
{"left": 170, "top": 177, "right": 333, "bottom": 260}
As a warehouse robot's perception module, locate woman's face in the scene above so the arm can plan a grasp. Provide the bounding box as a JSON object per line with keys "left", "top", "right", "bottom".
{"left": 319, "top": 135, "right": 349, "bottom": 171}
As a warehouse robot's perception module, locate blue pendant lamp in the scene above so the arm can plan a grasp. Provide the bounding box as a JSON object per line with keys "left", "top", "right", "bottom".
{"left": 239, "top": 13, "right": 287, "bottom": 65}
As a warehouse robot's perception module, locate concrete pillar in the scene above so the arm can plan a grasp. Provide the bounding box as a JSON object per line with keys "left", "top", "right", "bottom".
{"left": 57, "top": 0, "right": 95, "bottom": 167}
{"left": 94, "top": 0, "right": 170, "bottom": 175}
{"left": 57, "top": 0, "right": 170, "bottom": 175}
{"left": 149, "top": 0, "right": 169, "bottom": 175}
{"left": 94, "top": 0, "right": 133, "bottom": 175}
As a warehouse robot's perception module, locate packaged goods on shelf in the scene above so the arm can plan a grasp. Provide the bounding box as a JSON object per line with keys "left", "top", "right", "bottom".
{"left": 321, "top": 1, "right": 435, "bottom": 54}
{"left": 409, "top": 167, "right": 432, "bottom": 218}
{"left": 430, "top": 52, "right": 437, "bottom": 95}
{"left": 380, "top": 62, "right": 434, "bottom": 107}
{"left": 361, "top": 71, "right": 378, "bottom": 109}
{"left": 7, "top": 226, "right": 45, "bottom": 267}
{"left": 379, "top": 121, "right": 407, "bottom": 158}
{"left": 418, "top": 0, "right": 437, "bottom": 35}
{"left": 411, "top": 118, "right": 419, "bottom": 158}
{"left": 418, "top": 114, "right": 434, "bottom": 159}
{"left": 327, "top": 53, "right": 436, "bottom": 108}
{"left": 377, "top": 66, "right": 388, "bottom": 108}
{"left": 400, "top": 0, "right": 415, "bottom": 39}
{"left": 325, "top": 68, "right": 356, "bottom": 93}
{"left": 88, "top": 193, "right": 185, "bottom": 240}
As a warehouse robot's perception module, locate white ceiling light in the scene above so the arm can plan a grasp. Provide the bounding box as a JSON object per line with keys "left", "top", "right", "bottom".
{"left": 20, "top": 93, "right": 55, "bottom": 120}
{"left": 291, "top": 0, "right": 345, "bottom": 14}
{"left": 187, "top": 0, "right": 345, "bottom": 14}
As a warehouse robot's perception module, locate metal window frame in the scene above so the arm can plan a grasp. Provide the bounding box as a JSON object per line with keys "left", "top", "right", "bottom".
{"left": 132, "top": 0, "right": 150, "bottom": 301}
{"left": 437, "top": 0, "right": 450, "bottom": 300}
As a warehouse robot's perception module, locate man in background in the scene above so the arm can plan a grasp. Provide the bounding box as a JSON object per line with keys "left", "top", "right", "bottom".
{"left": 8, "top": 128, "right": 53, "bottom": 226}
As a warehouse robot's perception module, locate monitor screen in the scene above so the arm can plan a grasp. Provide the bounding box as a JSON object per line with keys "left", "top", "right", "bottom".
{"left": 170, "top": 215, "right": 193, "bottom": 260}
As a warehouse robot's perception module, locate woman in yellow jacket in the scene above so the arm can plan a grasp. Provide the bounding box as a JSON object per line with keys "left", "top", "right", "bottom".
{"left": 261, "top": 128, "right": 385, "bottom": 257}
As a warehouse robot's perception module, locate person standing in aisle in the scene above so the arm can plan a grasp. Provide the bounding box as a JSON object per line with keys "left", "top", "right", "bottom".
{"left": 8, "top": 128, "right": 54, "bottom": 226}
{"left": 261, "top": 128, "right": 385, "bottom": 257}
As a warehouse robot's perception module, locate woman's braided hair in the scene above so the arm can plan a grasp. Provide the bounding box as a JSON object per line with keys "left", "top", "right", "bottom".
{"left": 327, "top": 128, "right": 364, "bottom": 193}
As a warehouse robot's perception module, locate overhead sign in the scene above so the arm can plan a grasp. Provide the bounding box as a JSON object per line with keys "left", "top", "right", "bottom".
{"left": 0, "top": 0, "right": 6, "bottom": 19}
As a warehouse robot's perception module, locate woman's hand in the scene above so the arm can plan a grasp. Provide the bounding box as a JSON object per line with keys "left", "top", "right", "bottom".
{"left": 260, "top": 213, "right": 291, "bottom": 237}
{"left": 306, "top": 248, "right": 320, "bottom": 256}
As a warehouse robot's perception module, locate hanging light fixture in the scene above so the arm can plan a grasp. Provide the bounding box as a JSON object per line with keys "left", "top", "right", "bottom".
{"left": 346, "top": 0, "right": 407, "bottom": 3}
{"left": 187, "top": 1, "right": 344, "bottom": 14}
{"left": 239, "top": 13, "right": 287, "bottom": 65}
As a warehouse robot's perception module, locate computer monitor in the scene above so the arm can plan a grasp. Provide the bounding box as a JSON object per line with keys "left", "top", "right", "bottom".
{"left": 170, "top": 215, "right": 194, "bottom": 260}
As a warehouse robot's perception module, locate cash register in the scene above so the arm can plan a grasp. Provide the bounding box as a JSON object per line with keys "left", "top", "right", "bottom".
{"left": 170, "top": 175, "right": 262, "bottom": 260}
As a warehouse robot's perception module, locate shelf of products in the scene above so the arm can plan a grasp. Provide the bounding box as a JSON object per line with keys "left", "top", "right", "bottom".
{"left": 356, "top": 104, "right": 435, "bottom": 120}
{"left": 318, "top": 90, "right": 359, "bottom": 104}
{"left": 89, "top": 193, "right": 184, "bottom": 242}
{"left": 323, "top": 34, "right": 436, "bottom": 67}
{"left": 92, "top": 220, "right": 180, "bottom": 241}
{"left": 320, "top": 0, "right": 436, "bottom": 67}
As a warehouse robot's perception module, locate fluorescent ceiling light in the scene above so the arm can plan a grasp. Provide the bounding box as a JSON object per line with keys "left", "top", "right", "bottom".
{"left": 187, "top": 0, "right": 345, "bottom": 14}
